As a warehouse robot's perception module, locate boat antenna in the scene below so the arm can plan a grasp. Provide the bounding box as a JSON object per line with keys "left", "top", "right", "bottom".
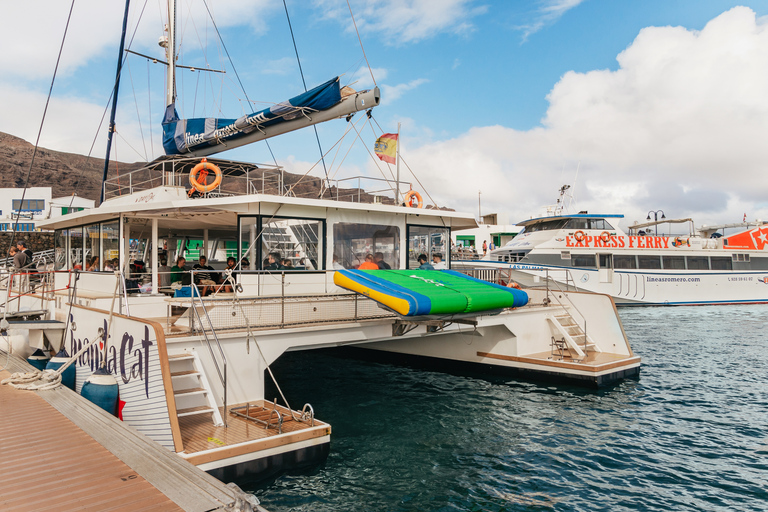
{"left": 100, "top": 0, "right": 132, "bottom": 204}
{"left": 569, "top": 161, "right": 580, "bottom": 210}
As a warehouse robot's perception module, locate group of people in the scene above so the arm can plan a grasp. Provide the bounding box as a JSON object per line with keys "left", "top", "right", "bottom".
{"left": 8, "top": 240, "right": 33, "bottom": 271}
{"left": 332, "top": 251, "right": 446, "bottom": 270}
{"left": 417, "top": 252, "right": 446, "bottom": 270}
{"left": 163, "top": 255, "right": 241, "bottom": 296}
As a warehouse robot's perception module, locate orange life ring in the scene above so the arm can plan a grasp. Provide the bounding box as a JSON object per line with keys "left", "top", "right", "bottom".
{"left": 189, "top": 158, "right": 222, "bottom": 193}
{"left": 573, "top": 230, "right": 586, "bottom": 242}
{"left": 404, "top": 190, "right": 423, "bottom": 208}
{"left": 600, "top": 231, "right": 610, "bottom": 243}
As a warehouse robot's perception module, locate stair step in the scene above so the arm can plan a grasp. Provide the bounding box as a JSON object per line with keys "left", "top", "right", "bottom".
{"left": 174, "top": 387, "right": 207, "bottom": 396}
{"left": 168, "top": 353, "right": 195, "bottom": 361}
{"left": 171, "top": 370, "right": 201, "bottom": 378}
{"left": 177, "top": 406, "right": 215, "bottom": 417}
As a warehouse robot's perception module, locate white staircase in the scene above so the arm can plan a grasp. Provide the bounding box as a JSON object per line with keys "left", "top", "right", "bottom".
{"left": 168, "top": 349, "right": 224, "bottom": 426}
{"left": 546, "top": 310, "right": 602, "bottom": 359}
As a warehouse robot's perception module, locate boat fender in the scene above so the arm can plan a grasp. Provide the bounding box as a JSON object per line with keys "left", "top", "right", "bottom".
{"left": 573, "top": 230, "right": 586, "bottom": 242}
{"left": 404, "top": 190, "right": 423, "bottom": 208}
{"left": 189, "top": 158, "right": 223, "bottom": 193}
{"left": 600, "top": 231, "right": 610, "bottom": 243}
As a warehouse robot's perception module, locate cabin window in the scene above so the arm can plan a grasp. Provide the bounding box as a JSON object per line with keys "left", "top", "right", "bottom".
{"left": 69, "top": 227, "right": 85, "bottom": 270}
{"left": 407, "top": 225, "right": 449, "bottom": 269}
{"left": 333, "top": 223, "right": 399, "bottom": 269}
{"left": 572, "top": 254, "right": 596, "bottom": 267}
{"left": 102, "top": 221, "right": 120, "bottom": 269}
{"left": 710, "top": 257, "right": 733, "bottom": 270}
{"left": 564, "top": 218, "right": 589, "bottom": 230}
{"left": 85, "top": 223, "right": 100, "bottom": 270}
{"left": 686, "top": 256, "right": 709, "bottom": 270}
{"left": 598, "top": 254, "right": 612, "bottom": 268}
{"left": 614, "top": 255, "right": 637, "bottom": 269}
{"left": 662, "top": 256, "right": 685, "bottom": 270}
{"left": 561, "top": 251, "right": 571, "bottom": 260}
{"left": 54, "top": 229, "right": 67, "bottom": 270}
{"left": 589, "top": 219, "right": 614, "bottom": 230}
{"left": 732, "top": 253, "right": 750, "bottom": 262}
{"left": 638, "top": 255, "right": 662, "bottom": 269}
{"left": 521, "top": 219, "right": 568, "bottom": 233}
{"left": 239, "top": 215, "right": 324, "bottom": 270}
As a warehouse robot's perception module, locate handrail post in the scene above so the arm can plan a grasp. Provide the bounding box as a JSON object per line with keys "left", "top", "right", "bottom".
{"left": 281, "top": 272, "right": 285, "bottom": 327}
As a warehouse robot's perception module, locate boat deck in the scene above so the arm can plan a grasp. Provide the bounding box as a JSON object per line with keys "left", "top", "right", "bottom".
{"left": 178, "top": 400, "right": 331, "bottom": 466}
{"left": 478, "top": 349, "right": 641, "bottom": 373}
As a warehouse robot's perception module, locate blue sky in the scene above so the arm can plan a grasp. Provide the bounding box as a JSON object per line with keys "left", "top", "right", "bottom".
{"left": 2, "top": 0, "right": 768, "bottom": 229}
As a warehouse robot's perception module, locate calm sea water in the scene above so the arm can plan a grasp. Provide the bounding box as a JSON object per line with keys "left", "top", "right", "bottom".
{"left": 254, "top": 306, "right": 768, "bottom": 511}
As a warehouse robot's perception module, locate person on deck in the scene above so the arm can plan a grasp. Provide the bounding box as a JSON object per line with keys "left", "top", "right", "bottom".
{"left": 432, "top": 253, "right": 447, "bottom": 269}
{"left": 374, "top": 252, "right": 391, "bottom": 269}
{"left": 193, "top": 255, "right": 217, "bottom": 296}
{"left": 171, "top": 257, "right": 190, "bottom": 287}
{"left": 417, "top": 253, "right": 434, "bottom": 270}
{"left": 158, "top": 258, "right": 172, "bottom": 292}
{"left": 17, "top": 240, "right": 33, "bottom": 263}
{"left": 482, "top": 240, "right": 488, "bottom": 256}
{"left": 9, "top": 247, "right": 29, "bottom": 291}
{"left": 264, "top": 252, "right": 283, "bottom": 271}
{"left": 358, "top": 254, "right": 378, "bottom": 270}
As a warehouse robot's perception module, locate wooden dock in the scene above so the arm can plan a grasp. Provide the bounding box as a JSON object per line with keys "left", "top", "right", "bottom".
{"left": 0, "top": 354, "right": 267, "bottom": 512}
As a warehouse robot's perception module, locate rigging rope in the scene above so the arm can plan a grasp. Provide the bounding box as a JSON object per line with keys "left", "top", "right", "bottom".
{"left": 346, "top": 0, "right": 376, "bottom": 87}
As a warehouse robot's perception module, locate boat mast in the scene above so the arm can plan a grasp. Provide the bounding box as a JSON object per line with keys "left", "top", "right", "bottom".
{"left": 165, "top": 0, "right": 176, "bottom": 107}
{"left": 100, "top": 0, "right": 132, "bottom": 204}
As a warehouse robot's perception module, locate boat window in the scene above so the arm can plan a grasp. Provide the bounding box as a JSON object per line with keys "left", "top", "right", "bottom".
{"left": 561, "top": 251, "right": 571, "bottom": 260}
{"left": 598, "top": 254, "right": 612, "bottom": 268}
{"left": 614, "top": 255, "right": 637, "bottom": 269}
{"left": 407, "top": 225, "right": 450, "bottom": 269}
{"left": 564, "top": 218, "right": 589, "bottom": 230}
{"left": 54, "top": 229, "right": 67, "bottom": 270}
{"left": 240, "top": 216, "right": 324, "bottom": 270}
{"left": 101, "top": 221, "right": 120, "bottom": 270}
{"left": 589, "top": 219, "right": 614, "bottom": 230}
{"left": 710, "top": 257, "right": 733, "bottom": 270}
{"left": 69, "top": 227, "right": 84, "bottom": 270}
{"left": 572, "top": 254, "right": 596, "bottom": 267}
{"left": 662, "top": 255, "right": 685, "bottom": 270}
{"left": 523, "top": 219, "right": 569, "bottom": 233}
{"left": 333, "top": 223, "right": 400, "bottom": 269}
{"left": 686, "top": 256, "right": 709, "bottom": 270}
{"left": 732, "top": 253, "right": 750, "bottom": 262}
{"left": 637, "top": 255, "right": 662, "bottom": 269}
{"left": 85, "top": 223, "right": 100, "bottom": 271}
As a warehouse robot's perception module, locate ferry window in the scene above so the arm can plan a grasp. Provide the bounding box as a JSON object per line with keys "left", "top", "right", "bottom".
{"left": 614, "top": 255, "right": 637, "bottom": 269}
{"left": 333, "top": 223, "right": 400, "bottom": 269}
{"left": 101, "top": 221, "right": 120, "bottom": 269}
{"left": 561, "top": 251, "right": 571, "bottom": 260}
{"left": 407, "top": 225, "right": 449, "bottom": 269}
{"left": 732, "top": 253, "right": 750, "bottom": 262}
{"left": 523, "top": 219, "right": 568, "bottom": 233}
{"left": 710, "top": 257, "right": 732, "bottom": 270}
{"left": 637, "top": 255, "right": 662, "bottom": 269}
{"left": 572, "top": 254, "right": 596, "bottom": 267}
{"left": 54, "top": 229, "right": 68, "bottom": 270}
{"left": 662, "top": 256, "right": 685, "bottom": 270}
{"left": 85, "top": 223, "right": 100, "bottom": 270}
{"left": 564, "top": 218, "right": 589, "bottom": 230}
{"left": 589, "top": 219, "right": 614, "bottom": 230}
{"left": 598, "top": 254, "right": 612, "bottom": 268}
{"left": 686, "top": 256, "right": 709, "bottom": 270}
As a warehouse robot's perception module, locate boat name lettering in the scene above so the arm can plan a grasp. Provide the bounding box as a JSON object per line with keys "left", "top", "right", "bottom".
{"left": 134, "top": 192, "right": 155, "bottom": 204}
{"left": 70, "top": 319, "right": 154, "bottom": 398}
{"left": 565, "top": 235, "right": 670, "bottom": 249}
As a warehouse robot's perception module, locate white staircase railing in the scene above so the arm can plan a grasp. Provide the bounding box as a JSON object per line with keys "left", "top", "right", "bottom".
{"left": 168, "top": 348, "right": 224, "bottom": 427}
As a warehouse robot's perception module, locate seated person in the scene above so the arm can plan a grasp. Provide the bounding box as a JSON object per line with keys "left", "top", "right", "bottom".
{"left": 217, "top": 257, "right": 238, "bottom": 293}
{"left": 358, "top": 253, "right": 379, "bottom": 270}
{"left": 264, "top": 252, "right": 283, "bottom": 271}
{"left": 432, "top": 253, "right": 447, "bottom": 269}
{"left": 193, "top": 255, "right": 217, "bottom": 296}
{"left": 171, "top": 257, "right": 191, "bottom": 287}
{"left": 417, "top": 253, "right": 435, "bottom": 270}
{"left": 374, "top": 252, "right": 391, "bottom": 269}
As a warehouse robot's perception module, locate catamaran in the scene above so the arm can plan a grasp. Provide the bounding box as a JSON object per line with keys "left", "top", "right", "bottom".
{"left": 1, "top": 2, "right": 640, "bottom": 484}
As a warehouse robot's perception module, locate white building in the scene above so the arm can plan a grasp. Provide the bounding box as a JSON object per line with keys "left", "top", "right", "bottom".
{"left": 0, "top": 188, "right": 95, "bottom": 231}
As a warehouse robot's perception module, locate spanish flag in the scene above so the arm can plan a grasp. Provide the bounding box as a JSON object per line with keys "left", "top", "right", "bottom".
{"left": 374, "top": 133, "right": 398, "bottom": 164}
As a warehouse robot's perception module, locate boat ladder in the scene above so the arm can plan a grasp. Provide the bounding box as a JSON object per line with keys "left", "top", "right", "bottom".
{"left": 168, "top": 348, "right": 224, "bottom": 426}
{"left": 546, "top": 310, "right": 602, "bottom": 360}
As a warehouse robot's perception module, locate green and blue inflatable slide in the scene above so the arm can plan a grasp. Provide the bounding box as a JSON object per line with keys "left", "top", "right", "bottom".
{"left": 334, "top": 269, "right": 528, "bottom": 317}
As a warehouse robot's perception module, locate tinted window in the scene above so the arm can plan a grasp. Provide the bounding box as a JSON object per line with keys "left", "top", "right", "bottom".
{"left": 565, "top": 218, "right": 589, "bottom": 230}
{"left": 589, "top": 219, "right": 614, "bottom": 230}
{"left": 638, "top": 255, "right": 661, "bottom": 269}
{"left": 521, "top": 219, "right": 569, "bottom": 233}
{"left": 710, "top": 257, "right": 732, "bottom": 270}
{"left": 662, "top": 256, "right": 685, "bottom": 270}
{"left": 572, "top": 254, "right": 596, "bottom": 267}
{"left": 687, "top": 256, "right": 709, "bottom": 270}
{"left": 614, "top": 255, "right": 637, "bottom": 269}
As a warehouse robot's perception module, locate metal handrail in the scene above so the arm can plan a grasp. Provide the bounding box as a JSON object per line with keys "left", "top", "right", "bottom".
{"left": 188, "top": 282, "right": 228, "bottom": 427}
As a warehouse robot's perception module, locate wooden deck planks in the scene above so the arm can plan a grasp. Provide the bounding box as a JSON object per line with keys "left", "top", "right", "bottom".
{"left": 0, "top": 369, "right": 182, "bottom": 512}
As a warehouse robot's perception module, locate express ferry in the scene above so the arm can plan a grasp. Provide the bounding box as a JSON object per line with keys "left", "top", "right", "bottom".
{"left": 464, "top": 211, "right": 768, "bottom": 306}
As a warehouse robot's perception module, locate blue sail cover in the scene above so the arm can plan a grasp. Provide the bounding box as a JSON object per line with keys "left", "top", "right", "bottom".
{"left": 162, "top": 77, "right": 342, "bottom": 155}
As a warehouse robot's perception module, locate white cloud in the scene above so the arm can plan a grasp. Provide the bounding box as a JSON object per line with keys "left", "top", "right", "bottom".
{"left": 402, "top": 7, "right": 768, "bottom": 227}
{"left": 314, "top": 0, "right": 487, "bottom": 44}
{"left": 380, "top": 78, "right": 429, "bottom": 102}
{"left": 516, "top": 0, "right": 585, "bottom": 42}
